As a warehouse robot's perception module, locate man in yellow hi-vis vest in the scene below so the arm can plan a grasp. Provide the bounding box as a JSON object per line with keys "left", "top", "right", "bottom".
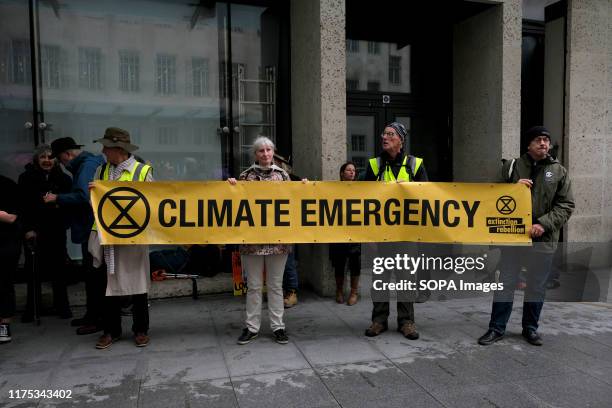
{"left": 88, "top": 127, "right": 153, "bottom": 350}
{"left": 363, "top": 122, "right": 428, "bottom": 340}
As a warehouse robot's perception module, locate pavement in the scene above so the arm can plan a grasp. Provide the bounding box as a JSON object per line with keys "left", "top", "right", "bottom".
{"left": 2, "top": 289, "right": 612, "bottom": 408}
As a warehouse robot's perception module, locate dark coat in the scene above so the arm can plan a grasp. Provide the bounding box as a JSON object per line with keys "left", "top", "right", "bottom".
{"left": 56, "top": 151, "right": 105, "bottom": 244}
{"left": 501, "top": 153, "right": 574, "bottom": 252}
{"left": 18, "top": 163, "right": 71, "bottom": 238}
{"left": 0, "top": 175, "right": 20, "bottom": 248}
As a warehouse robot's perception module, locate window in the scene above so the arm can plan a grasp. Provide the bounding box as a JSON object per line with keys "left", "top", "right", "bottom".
{"left": 157, "top": 127, "right": 178, "bottom": 145}
{"left": 119, "top": 50, "right": 139, "bottom": 92}
{"left": 389, "top": 55, "right": 401, "bottom": 85}
{"left": 78, "top": 47, "right": 102, "bottom": 90}
{"left": 41, "top": 45, "right": 61, "bottom": 89}
{"left": 346, "top": 79, "right": 359, "bottom": 91}
{"left": 351, "top": 134, "right": 365, "bottom": 152}
{"left": 367, "top": 42, "right": 380, "bottom": 55}
{"left": 10, "top": 39, "right": 30, "bottom": 85}
{"left": 346, "top": 39, "right": 360, "bottom": 53}
{"left": 367, "top": 81, "right": 380, "bottom": 91}
{"left": 156, "top": 54, "right": 176, "bottom": 95}
{"left": 190, "top": 57, "right": 209, "bottom": 96}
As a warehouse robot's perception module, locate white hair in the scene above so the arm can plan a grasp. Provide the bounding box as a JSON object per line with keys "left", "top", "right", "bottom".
{"left": 252, "top": 136, "right": 275, "bottom": 156}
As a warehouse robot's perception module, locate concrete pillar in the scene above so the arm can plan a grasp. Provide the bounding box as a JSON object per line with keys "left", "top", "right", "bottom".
{"left": 290, "top": 0, "right": 346, "bottom": 295}
{"left": 452, "top": 0, "right": 522, "bottom": 182}
{"left": 564, "top": 0, "right": 612, "bottom": 243}
{"left": 563, "top": 0, "right": 612, "bottom": 301}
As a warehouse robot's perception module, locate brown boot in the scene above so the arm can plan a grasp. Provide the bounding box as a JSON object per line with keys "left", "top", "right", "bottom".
{"left": 347, "top": 276, "right": 359, "bottom": 306}
{"left": 335, "top": 275, "right": 344, "bottom": 304}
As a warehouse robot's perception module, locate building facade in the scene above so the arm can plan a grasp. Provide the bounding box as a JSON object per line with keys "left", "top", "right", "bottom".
{"left": 1, "top": 0, "right": 610, "bottom": 295}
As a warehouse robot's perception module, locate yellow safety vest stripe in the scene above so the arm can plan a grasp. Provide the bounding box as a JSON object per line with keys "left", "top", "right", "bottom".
{"left": 369, "top": 155, "right": 422, "bottom": 182}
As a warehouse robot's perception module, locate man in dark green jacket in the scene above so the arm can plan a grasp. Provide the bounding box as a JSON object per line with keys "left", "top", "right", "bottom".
{"left": 478, "top": 126, "right": 574, "bottom": 346}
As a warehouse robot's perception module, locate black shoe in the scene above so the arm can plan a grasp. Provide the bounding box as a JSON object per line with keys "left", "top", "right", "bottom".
{"left": 273, "top": 329, "right": 289, "bottom": 344}
{"left": 237, "top": 328, "right": 258, "bottom": 345}
{"left": 478, "top": 329, "right": 504, "bottom": 345}
{"left": 546, "top": 280, "right": 560, "bottom": 290}
{"left": 0, "top": 323, "right": 11, "bottom": 344}
{"left": 522, "top": 329, "right": 543, "bottom": 346}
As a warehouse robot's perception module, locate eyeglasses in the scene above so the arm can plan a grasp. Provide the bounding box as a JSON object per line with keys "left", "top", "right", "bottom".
{"left": 380, "top": 131, "right": 398, "bottom": 138}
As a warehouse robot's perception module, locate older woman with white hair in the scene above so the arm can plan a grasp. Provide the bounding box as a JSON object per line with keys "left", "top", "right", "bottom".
{"left": 228, "top": 136, "right": 298, "bottom": 345}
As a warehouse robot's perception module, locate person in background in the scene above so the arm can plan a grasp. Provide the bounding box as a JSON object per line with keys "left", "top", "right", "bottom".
{"left": 0, "top": 174, "right": 21, "bottom": 344}
{"left": 88, "top": 127, "right": 153, "bottom": 349}
{"left": 330, "top": 162, "right": 361, "bottom": 306}
{"left": 18, "top": 144, "right": 72, "bottom": 321}
{"left": 274, "top": 153, "right": 301, "bottom": 309}
{"left": 45, "top": 137, "right": 106, "bottom": 335}
{"left": 228, "top": 137, "right": 295, "bottom": 345}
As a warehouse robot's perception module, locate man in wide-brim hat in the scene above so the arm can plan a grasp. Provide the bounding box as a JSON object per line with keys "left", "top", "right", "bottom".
{"left": 93, "top": 127, "right": 139, "bottom": 152}
{"left": 89, "top": 127, "right": 153, "bottom": 350}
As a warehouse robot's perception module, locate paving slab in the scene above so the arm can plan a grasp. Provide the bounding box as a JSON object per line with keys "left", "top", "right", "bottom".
{"left": 232, "top": 369, "right": 338, "bottom": 408}
{"left": 396, "top": 352, "right": 499, "bottom": 390}
{"left": 429, "top": 382, "right": 547, "bottom": 408}
{"left": 315, "top": 360, "right": 430, "bottom": 407}
{"left": 143, "top": 346, "right": 229, "bottom": 386}
{"left": 514, "top": 372, "right": 612, "bottom": 408}
{"left": 138, "top": 379, "right": 237, "bottom": 408}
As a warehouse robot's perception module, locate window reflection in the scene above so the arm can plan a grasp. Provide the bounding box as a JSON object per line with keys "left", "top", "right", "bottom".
{"left": 346, "top": 115, "right": 375, "bottom": 175}
{"left": 119, "top": 50, "right": 140, "bottom": 92}
{"left": 32, "top": 0, "right": 225, "bottom": 181}
{"left": 346, "top": 39, "right": 411, "bottom": 93}
{"left": 78, "top": 47, "right": 102, "bottom": 90}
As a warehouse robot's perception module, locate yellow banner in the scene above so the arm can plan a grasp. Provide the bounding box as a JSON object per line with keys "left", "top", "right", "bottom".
{"left": 91, "top": 181, "right": 532, "bottom": 245}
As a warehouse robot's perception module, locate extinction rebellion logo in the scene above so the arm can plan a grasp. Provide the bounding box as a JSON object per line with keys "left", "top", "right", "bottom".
{"left": 98, "top": 187, "right": 150, "bottom": 238}
{"left": 486, "top": 195, "right": 526, "bottom": 235}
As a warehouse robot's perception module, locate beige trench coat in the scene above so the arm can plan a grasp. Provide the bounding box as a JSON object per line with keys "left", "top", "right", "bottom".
{"left": 89, "top": 231, "right": 150, "bottom": 296}
{"left": 88, "top": 162, "right": 152, "bottom": 296}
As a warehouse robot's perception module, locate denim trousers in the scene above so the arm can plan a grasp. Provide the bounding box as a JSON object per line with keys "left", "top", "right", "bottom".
{"left": 282, "top": 249, "right": 298, "bottom": 291}
{"left": 489, "top": 247, "right": 554, "bottom": 334}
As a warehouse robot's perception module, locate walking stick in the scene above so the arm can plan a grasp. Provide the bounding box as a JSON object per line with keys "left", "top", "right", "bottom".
{"left": 26, "top": 239, "right": 41, "bottom": 326}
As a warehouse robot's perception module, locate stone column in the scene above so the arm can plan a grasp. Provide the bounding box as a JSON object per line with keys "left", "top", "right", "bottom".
{"left": 453, "top": 0, "right": 522, "bottom": 182}
{"left": 564, "top": 0, "right": 612, "bottom": 301}
{"left": 290, "top": 0, "right": 346, "bottom": 295}
{"left": 564, "top": 0, "right": 612, "bottom": 242}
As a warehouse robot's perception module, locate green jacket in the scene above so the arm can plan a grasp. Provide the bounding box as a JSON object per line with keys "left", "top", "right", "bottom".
{"left": 501, "top": 153, "right": 574, "bottom": 252}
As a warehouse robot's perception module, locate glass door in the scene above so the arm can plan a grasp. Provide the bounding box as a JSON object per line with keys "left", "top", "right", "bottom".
{"left": 0, "top": 0, "right": 36, "bottom": 181}
{"left": 229, "top": 2, "right": 285, "bottom": 174}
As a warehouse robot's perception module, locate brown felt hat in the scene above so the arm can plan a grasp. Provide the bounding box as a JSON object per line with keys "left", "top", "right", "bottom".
{"left": 94, "top": 127, "right": 138, "bottom": 152}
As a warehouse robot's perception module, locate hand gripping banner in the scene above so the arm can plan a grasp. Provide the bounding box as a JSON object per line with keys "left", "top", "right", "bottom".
{"left": 91, "top": 181, "right": 532, "bottom": 245}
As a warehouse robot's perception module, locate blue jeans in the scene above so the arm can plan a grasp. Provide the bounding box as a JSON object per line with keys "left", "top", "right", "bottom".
{"left": 282, "top": 249, "right": 298, "bottom": 291}
{"left": 489, "top": 247, "right": 554, "bottom": 334}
